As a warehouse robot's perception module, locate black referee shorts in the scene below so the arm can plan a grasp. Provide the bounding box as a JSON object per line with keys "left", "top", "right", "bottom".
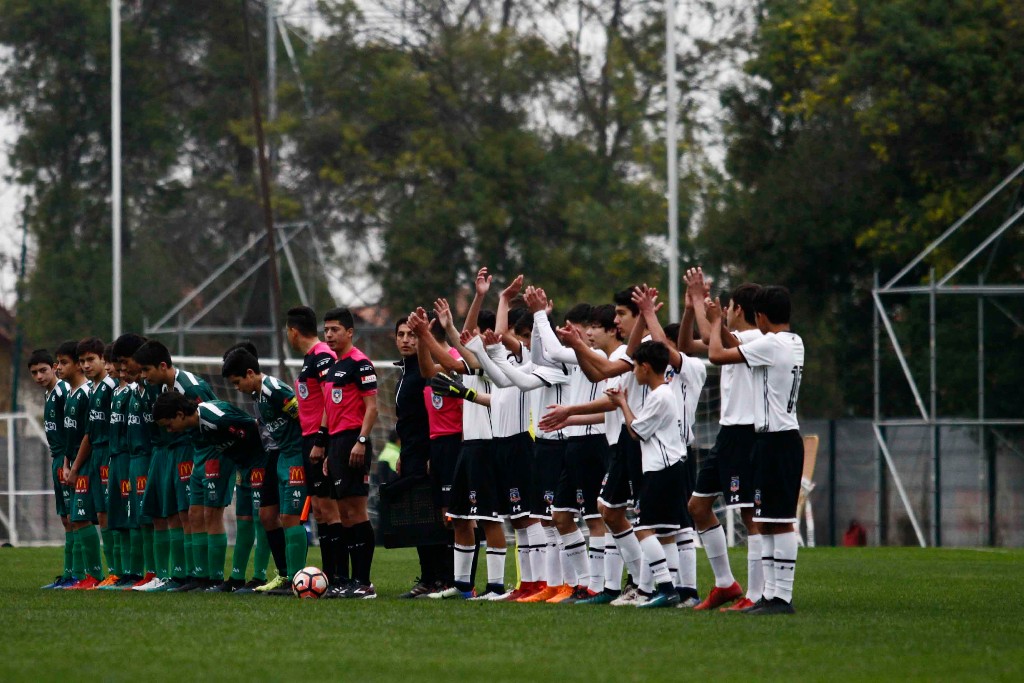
{"left": 302, "top": 434, "right": 331, "bottom": 499}
{"left": 326, "top": 429, "right": 372, "bottom": 500}
{"left": 429, "top": 433, "right": 462, "bottom": 509}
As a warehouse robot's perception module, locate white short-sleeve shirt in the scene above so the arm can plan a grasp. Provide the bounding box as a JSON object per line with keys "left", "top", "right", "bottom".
{"left": 629, "top": 383, "right": 686, "bottom": 472}
{"left": 739, "top": 331, "right": 805, "bottom": 433}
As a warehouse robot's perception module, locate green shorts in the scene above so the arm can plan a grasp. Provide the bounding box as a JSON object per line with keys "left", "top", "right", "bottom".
{"left": 51, "top": 458, "right": 71, "bottom": 518}
{"left": 167, "top": 442, "right": 194, "bottom": 513}
{"left": 143, "top": 446, "right": 177, "bottom": 519}
{"left": 235, "top": 476, "right": 254, "bottom": 518}
{"left": 189, "top": 459, "right": 206, "bottom": 506}
{"left": 94, "top": 446, "right": 110, "bottom": 514}
{"left": 278, "top": 450, "right": 307, "bottom": 517}
{"left": 105, "top": 453, "right": 131, "bottom": 530}
{"left": 128, "top": 455, "right": 152, "bottom": 528}
{"left": 71, "top": 460, "right": 102, "bottom": 524}
{"left": 203, "top": 456, "right": 236, "bottom": 509}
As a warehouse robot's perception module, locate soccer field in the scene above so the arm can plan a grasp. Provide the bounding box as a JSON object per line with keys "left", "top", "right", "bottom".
{"left": 2, "top": 546, "right": 1021, "bottom": 682}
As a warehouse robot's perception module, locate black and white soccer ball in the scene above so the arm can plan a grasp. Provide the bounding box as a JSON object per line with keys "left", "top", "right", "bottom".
{"left": 292, "top": 566, "right": 328, "bottom": 599}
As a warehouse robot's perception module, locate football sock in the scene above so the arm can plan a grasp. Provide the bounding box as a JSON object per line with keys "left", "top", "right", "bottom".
{"left": 746, "top": 534, "right": 764, "bottom": 601}
{"left": 676, "top": 529, "right": 698, "bottom": 590}
{"left": 108, "top": 530, "right": 121, "bottom": 576}
{"left": 587, "top": 534, "right": 606, "bottom": 594}
{"left": 466, "top": 541, "right": 478, "bottom": 588}
{"left": 664, "top": 538, "right": 680, "bottom": 588}
{"left": 142, "top": 525, "right": 155, "bottom": 576}
{"left": 183, "top": 532, "right": 194, "bottom": 577}
{"left": 604, "top": 537, "right": 623, "bottom": 592}
{"left": 559, "top": 537, "right": 575, "bottom": 586}
{"left": 544, "top": 526, "right": 562, "bottom": 586}
{"left": 168, "top": 527, "right": 186, "bottom": 579}
{"left": 348, "top": 521, "right": 376, "bottom": 585}
{"left": 486, "top": 546, "right": 507, "bottom": 588}
{"left": 639, "top": 535, "right": 671, "bottom": 586}
{"left": 77, "top": 526, "right": 104, "bottom": 579}
{"left": 317, "top": 524, "right": 336, "bottom": 581}
{"left": 129, "top": 528, "right": 144, "bottom": 576}
{"left": 454, "top": 544, "right": 475, "bottom": 590}
{"left": 118, "top": 530, "right": 131, "bottom": 577}
{"left": 230, "top": 519, "right": 256, "bottom": 581}
{"left": 191, "top": 531, "right": 208, "bottom": 579}
{"left": 612, "top": 527, "right": 644, "bottom": 584}
{"left": 560, "top": 529, "right": 589, "bottom": 588}
{"left": 284, "top": 525, "right": 308, "bottom": 579}
{"left": 101, "top": 528, "right": 117, "bottom": 575}
{"left": 253, "top": 525, "right": 270, "bottom": 580}
{"left": 62, "top": 530, "right": 74, "bottom": 579}
{"left": 153, "top": 528, "right": 170, "bottom": 579}
{"left": 329, "top": 523, "right": 349, "bottom": 581}
{"left": 773, "top": 531, "right": 798, "bottom": 603}
{"left": 207, "top": 533, "right": 228, "bottom": 581}
{"left": 699, "top": 524, "right": 735, "bottom": 588}
{"left": 526, "top": 524, "right": 547, "bottom": 583}
{"left": 638, "top": 554, "right": 654, "bottom": 594}
{"left": 266, "top": 527, "right": 288, "bottom": 576}
{"left": 761, "top": 533, "right": 777, "bottom": 600}
{"left": 72, "top": 532, "right": 85, "bottom": 580}
{"left": 515, "top": 528, "right": 533, "bottom": 583}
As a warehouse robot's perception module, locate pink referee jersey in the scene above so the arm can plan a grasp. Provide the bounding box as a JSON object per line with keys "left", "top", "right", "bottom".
{"left": 425, "top": 347, "right": 463, "bottom": 439}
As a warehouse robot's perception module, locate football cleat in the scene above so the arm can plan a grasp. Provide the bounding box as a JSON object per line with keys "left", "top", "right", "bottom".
{"left": 518, "top": 584, "right": 559, "bottom": 603}
{"left": 428, "top": 586, "right": 473, "bottom": 600}
{"left": 114, "top": 575, "right": 140, "bottom": 589}
{"left": 345, "top": 584, "right": 377, "bottom": 599}
{"left": 41, "top": 576, "right": 67, "bottom": 590}
{"left": 254, "top": 574, "right": 289, "bottom": 593}
{"left": 721, "top": 597, "right": 756, "bottom": 612}
{"left": 693, "top": 581, "right": 743, "bottom": 611}
{"left": 397, "top": 577, "right": 433, "bottom": 599}
{"left": 205, "top": 579, "right": 242, "bottom": 593}
{"left": 677, "top": 596, "right": 701, "bottom": 608}
{"left": 744, "top": 597, "right": 795, "bottom": 615}
{"left": 575, "top": 589, "right": 618, "bottom": 605}
{"left": 560, "top": 586, "right": 598, "bottom": 604}
{"left": 233, "top": 578, "right": 267, "bottom": 594}
{"left": 165, "top": 579, "right": 203, "bottom": 593}
{"left": 545, "top": 584, "right": 575, "bottom": 604}
{"left": 322, "top": 579, "right": 360, "bottom": 600}
{"left": 67, "top": 575, "right": 102, "bottom": 590}
{"left": 610, "top": 584, "right": 641, "bottom": 606}
{"left": 638, "top": 590, "right": 681, "bottom": 608}
{"left": 131, "top": 572, "right": 156, "bottom": 589}
{"left": 503, "top": 581, "right": 539, "bottom": 602}
{"left": 138, "top": 577, "right": 169, "bottom": 592}
{"left": 151, "top": 578, "right": 184, "bottom": 592}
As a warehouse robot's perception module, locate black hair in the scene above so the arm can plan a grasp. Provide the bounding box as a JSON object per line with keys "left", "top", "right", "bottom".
{"left": 395, "top": 316, "right": 410, "bottom": 334}
{"left": 753, "top": 285, "right": 791, "bottom": 325}
{"left": 512, "top": 309, "right": 534, "bottom": 337}
{"left": 152, "top": 391, "right": 198, "bottom": 421}
{"left": 56, "top": 340, "right": 80, "bottom": 362}
{"left": 112, "top": 333, "right": 147, "bottom": 361}
{"left": 663, "top": 323, "right": 680, "bottom": 344}
{"left": 507, "top": 306, "right": 528, "bottom": 330}
{"left": 588, "top": 304, "right": 616, "bottom": 332}
{"left": 427, "top": 312, "right": 445, "bottom": 342}
{"left": 222, "top": 348, "right": 261, "bottom": 378}
{"left": 324, "top": 306, "right": 355, "bottom": 330}
{"left": 613, "top": 287, "right": 639, "bottom": 316}
{"left": 564, "top": 303, "right": 592, "bottom": 325}
{"left": 76, "top": 336, "right": 105, "bottom": 358}
{"left": 478, "top": 309, "right": 497, "bottom": 333}
{"left": 286, "top": 306, "right": 318, "bottom": 337}
{"left": 222, "top": 340, "right": 259, "bottom": 361}
{"left": 633, "top": 340, "right": 670, "bottom": 375}
{"left": 731, "top": 283, "right": 762, "bottom": 326}
{"left": 27, "top": 349, "right": 54, "bottom": 368}
{"left": 103, "top": 343, "right": 115, "bottom": 363}
{"left": 133, "top": 340, "right": 173, "bottom": 368}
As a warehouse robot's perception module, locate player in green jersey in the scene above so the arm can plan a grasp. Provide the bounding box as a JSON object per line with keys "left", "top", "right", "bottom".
{"left": 223, "top": 347, "right": 308, "bottom": 590}
{"left": 134, "top": 340, "right": 217, "bottom": 592}
{"left": 102, "top": 345, "right": 137, "bottom": 588}
{"left": 32, "top": 349, "right": 76, "bottom": 589}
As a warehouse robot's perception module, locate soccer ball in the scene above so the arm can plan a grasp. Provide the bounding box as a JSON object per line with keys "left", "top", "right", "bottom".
{"left": 292, "top": 566, "right": 328, "bottom": 599}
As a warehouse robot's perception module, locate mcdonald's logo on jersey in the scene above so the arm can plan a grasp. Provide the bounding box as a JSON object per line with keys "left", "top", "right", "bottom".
{"left": 120, "top": 479, "right": 132, "bottom": 498}
{"left": 205, "top": 459, "right": 220, "bottom": 479}
{"left": 75, "top": 476, "right": 89, "bottom": 494}
{"left": 289, "top": 466, "right": 305, "bottom": 485}
{"left": 179, "top": 460, "right": 194, "bottom": 481}
{"left": 136, "top": 475, "right": 147, "bottom": 494}
{"left": 99, "top": 465, "right": 109, "bottom": 486}
{"left": 250, "top": 468, "right": 265, "bottom": 488}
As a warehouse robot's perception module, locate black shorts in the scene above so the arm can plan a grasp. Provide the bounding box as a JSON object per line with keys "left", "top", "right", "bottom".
{"left": 250, "top": 449, "right": 281, "bottom": 510}
{"left": 751, "top": 430, "right": 804, "bottom": 524}
{"left": 302, "top": 434, "right": 332, "bottom": 499}
{"left": 399, "top": 442, "right": 430, "bottom": 478}
{"left": 326, "top": 430, "right": 372, "bottom": 500}
{"left": 693, "top": 424, "right": 756, "bottom": 508}
{"left": 530, "top": 439, "right": 566, "bottom": 520}
{"left": 598, "top": 427, "right": 643, "bottom": 509}
{"left": 430, "top": 433, "right": 462, "bottom": 509}
{"left": 553, "top": 434, "right": 607, "bottom": 519}
{"left": 633, "top": 461, "right": 686, "bottom": 536}
{"left": 492, "top": 432, "right": 533, "bottom": 519}
{"left": 448, "top": 440, "right": 502, "bottom": 522}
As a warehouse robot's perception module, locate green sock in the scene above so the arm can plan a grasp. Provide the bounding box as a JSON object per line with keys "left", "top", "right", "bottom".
{"left": 184, "top": 533, "right": 194, "bottom": 577}
{"left": 153, "top": 529, "right": 170, "bottom": 579}
{"left": 76, "top": 526, "right": 104, "bottom": 580}
{"left": 284, "top": 525, "right": 308, "bottom": 580}
{"left": 231, "top": 519, "right": 256, "bottom": 581}
{"left": 63, "top": 531, "right": 74, "bottom": 579}
{"left": 208, "top": 533, "right": 228, "bottom": 581}
{"left": 130, "top": 528, "right": 144, "bottom": 576}
{"left": 192, "top": 531, "right": 208, "bottom": 578}
{"left": 101, "top": 528, "right": 118, "bottom": 575}
{"left": 253, "top": 525, "right": 270, "bottom": 580}
{"left": 168, "top": 528, "right": 186, "bottom": 579}
{"left": 72, "top": 532, "right": 85, "bottom": 580}
{"left": 142, "top": 525, "right": 155, "bottom": 575}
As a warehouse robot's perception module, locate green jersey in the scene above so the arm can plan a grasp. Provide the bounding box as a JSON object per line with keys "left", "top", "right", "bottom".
{"left": 43, "top": 380, "right": 70, "bottom": 460}
{"left": 256, "top": 375, "right": 301, "bottom": 459}
{"left": 125, "top": 383, "right": 153, "bottom": 458}
{"left": 63, "top": 382, "right": 91, "bottom": 462}
{"left": 193, "top": 400, "right": 261, "bottom": 467}
{"left": 86, "top": 375, "right": 117, "bottom": 447}
{"left": 108, "top": 384, "right": 132, "bottom": 455}
{"left": 160, "top": 368, "right": 217, "bottom": 447}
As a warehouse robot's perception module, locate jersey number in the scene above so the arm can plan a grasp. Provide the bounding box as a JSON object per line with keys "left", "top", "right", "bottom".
{"left": 787, "top": 366, "right": 803, "bottom": 413}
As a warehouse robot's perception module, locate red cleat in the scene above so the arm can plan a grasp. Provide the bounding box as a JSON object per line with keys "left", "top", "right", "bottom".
{"left": 131, "top": 572, "right": 156, "bottom": 589}
{"left": 693, "top": 581, "right": 743, "bottom": 611}
{"left": 503, "top": 581, "right": 539, "bottom": 602}
{"left": 66, "top": 575, "right": 102, "bottom": 590}
{"left": 721, "top": 597, "right": 756, "bottom": 612}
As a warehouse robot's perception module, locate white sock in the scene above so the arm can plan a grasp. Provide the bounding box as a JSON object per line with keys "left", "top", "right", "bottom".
{"left": 639, "top": 554, "right": 654, "bottom": 593}
{"left": 746, "top": 534, "right": 764, "bottom": 601}
{"left": 604, "top": 538, "right": 623, "bottom": 592}
{"left": 454, "top": 544, "right": 475, "bottom": 586}
{"left": 761, "top": 534, "right": 777, "bottom": 600}
{"left": 544, "top": 526, "right": 562, "bottom": 586}
{"left": 560, "top": 529, "right": 589, "bottom": 589}
{"left": 559, "top": 536, "right": 575, "bottom": 586}
{"left": 676, "top": 529, "right": 697, "bottom": 590}
{"left": 486, "top": 547, "right": 506, "bottom": 587}
{"left": 699, "top": 524, "right": 736, "bottom": 588}
{"left": 588, "top": 534, "right": 606, "bottom": 593}
{"left": 664, "top": 537, "right": 680, "bottom": 588}
{"left": 612, "top": 528, "right": 644, "bottom": 584}
{"left": 515, "top": 528, "right": 533, "bottom": 583}
{"left": 526, "top": 524, "right": 547, "bottom": 584}
{"left": 639, "top": 535, "right": 671, "bottom": 586}
{"left": 773, "top": 531, "right": 798, "bottom": 603}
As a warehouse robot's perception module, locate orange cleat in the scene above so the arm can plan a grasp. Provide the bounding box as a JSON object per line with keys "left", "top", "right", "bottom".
{"left": 694, "top": 581, "right": 743, "bottom": 611}
{"left": 94, "top": 575, "right": 120, "bottom": 589}
{"left": 519, "top": 583, "right": 559, "bottom": 603}
{"left": 720, "top": 596, "right": 756, "bottom": 612}
{"left": 503, "top": 582, "right": 539, "bottom": 601}
{"left": 545, "top": 584, "right": 575, "bottom": 604}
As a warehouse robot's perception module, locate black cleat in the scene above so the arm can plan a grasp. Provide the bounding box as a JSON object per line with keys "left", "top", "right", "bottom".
{"left": 323, "top": 579, "right": 359, "bottom": 600}
{"left": 397, "top": 577, "right": 433, "bottom": 599}
{"left": 166, "top": 579, "right": 203, "bottom": 593}
{"left": 745, "top": 597, "right": 795, "bottom": 615}
{"left": 206, "top": 578, "right": 244, "bottom": 593}
{"left": 233, "top": 578, "right": 267, "bottom": 594}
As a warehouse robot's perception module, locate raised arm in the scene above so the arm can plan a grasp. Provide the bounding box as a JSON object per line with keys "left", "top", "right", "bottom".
{"left": 685, "top": 267, "right": 713, "bottom": 346}
{"left": 630, "top": 285, "right": 682, "bottom": 368}
{"left": 408, "top": 308, "right": 462, "bottom": 379}
{"left": 466, "top": 334, "right": 514, "bottom": 388}
{"left": 436, "top": 298, "right": 482, "bottom": 370}
{"left": 557, "top": 324, "right": 630, "bottom": 382}
{"left": 680, "top": 288, "right": 709, "bottom": 356}
{"left": 706, "top": 297, "right": 747, "bottom": 365}
{"left": 529, "top": 288, "right": 577, "bottom": 366}
{"left": 462, "top": 267, "right": 491, "bottom": 334}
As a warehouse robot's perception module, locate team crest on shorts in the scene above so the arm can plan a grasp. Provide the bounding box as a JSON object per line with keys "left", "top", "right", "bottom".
{"left": 730, "top": 476, "right": 740, "bottom": 493}
{"left": 331, "top": 388, "right": 343, "bottom": 404}
{"left": 469, "top": 490, "right": 477, "bottom": 504}
{"left": 298, "top": 383, "right": 309, "bottom": 399}
{"left": 543, "top": 490, "right": 554, "bottom": 504}
{"left": 431, "top": 393, "right": 444, "bottom": 410}
{"left": 754, "top": 489, "right": 762, "bottom": 506}
{"left": 576, "top": 489, "right": 585, "bottom": 505}
{"left": 509, "top": 488, "right": 521, "bottom": 503}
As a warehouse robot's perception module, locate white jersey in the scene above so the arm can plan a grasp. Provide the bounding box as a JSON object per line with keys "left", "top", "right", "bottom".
{"left": 603, "top": 344, "right": 630, "bottom": 445}
{"left": 529, "top": 364, "right": 571, "bottom": 441}
{"left": 739, "top": 331, "right": 805, "bottom": 433}
{"left": 565, "top": 352, "right": 606, "bottom": 438}
{"left": 719, "top": 328, "right": 762, "bottom": 425}
{"left": 630, "top": 383, "right": 686, "bottom": 472}
{"left": 669, "top": 355, "right": 707, "bottom": 446}
{"left": 488, "top": 352, "right": 532, "bottom": 439}
{"left": 459, "top": 361, "right": 492, "bottom": 441}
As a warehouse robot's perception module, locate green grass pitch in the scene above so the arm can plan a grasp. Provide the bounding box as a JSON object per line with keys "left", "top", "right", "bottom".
{"left": 2, "top": 546, "right": 1022, "bottom": 681}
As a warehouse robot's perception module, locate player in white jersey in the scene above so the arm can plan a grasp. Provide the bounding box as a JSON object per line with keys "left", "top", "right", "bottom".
{"left": 707, "top": 285, "right": 804, "bottom": 615}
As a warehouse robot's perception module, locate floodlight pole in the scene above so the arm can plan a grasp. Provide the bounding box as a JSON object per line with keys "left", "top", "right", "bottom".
{"left": 665, "top": 0, "right": 680, "bottom": 321}
{"left": 111, "top": 0, "right": 122, "bottom": 339}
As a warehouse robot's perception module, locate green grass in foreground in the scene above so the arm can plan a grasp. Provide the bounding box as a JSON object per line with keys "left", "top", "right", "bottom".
{"left": 1, "top": 546, "right": 1022, "bottom": 682}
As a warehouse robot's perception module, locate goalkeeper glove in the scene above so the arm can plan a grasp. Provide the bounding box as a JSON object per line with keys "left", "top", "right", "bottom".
{"left": 431, "top": 373, "right": 477, "bottom": 402}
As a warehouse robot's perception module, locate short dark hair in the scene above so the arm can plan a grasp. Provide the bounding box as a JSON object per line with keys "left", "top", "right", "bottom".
{"left": 753, "top": 286, "right": 791, "bottom": 325}
{"left": 222, "top": 348, "right": 261, "bottom": 378}
{"left": 731, "top": 283, "right": 762, "bottom": 325}
{"left": 395, "top": 316, "right": 409, "bottom": 334}
{"left": 613, "top": 287, "right": 639, "bottom": 316}
{"left": 564, "top": 303, "right": 592, "bottom": 325}
{"left": 426, "top": 312, "right": 445, "bottom": 342}
{"left": 633, "top": 340, "right": 670, "bottom": 375}
{"left": 103, "top": 343, "right": 115, "bottom": 362}
{"left": 223, "top": 341, "right": 259, "bottom": 361}
{"left": 663, "top": 323, "right": 680, "bottom": 344}
{"left": 324, "top": 307, "right": 355, "bottom": 330}
{"left": 112, "top": 334, "right": 147, "bottom": 361}
{"left": 512, "top": 309, "right": 534, "bottom": 337}
{"left": 27, "top": 349, "right": 54, "bottom": 368}
{"left": 76, "top": 337, "right": 105, "bottom": 358}
{"left": 478, "top": 310, "right": 497, "bottom": 333}
{"left": 152, "top": 391, "right": 197, "bottom": 421}
{"left": 508, "top": 306, "right": 528, "bottom": 330}
{"left": 133, "top": 340, "right": 173, "bottom": 368}
{"left": 56, "top": 340, "right": 80, "bottom": 362}
{"left": 588, "top": 304, "right": 616, "bottom": 331}
{"left": 286, "top": 306, "right": 318, "bottom": 337}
